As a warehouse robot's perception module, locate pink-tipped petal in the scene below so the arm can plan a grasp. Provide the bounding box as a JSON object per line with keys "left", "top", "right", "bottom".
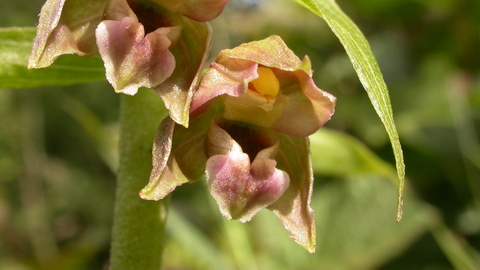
{"left": 271, "top": 66, "right": 337, "bottom": 137}
{"left": 140, "top": 117, "right": 182, "bottom": 200}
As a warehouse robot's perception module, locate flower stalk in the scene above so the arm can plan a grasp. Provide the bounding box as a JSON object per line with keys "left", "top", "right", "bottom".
{"left": 110, "top": 89, "right": 170, "bottom": 270}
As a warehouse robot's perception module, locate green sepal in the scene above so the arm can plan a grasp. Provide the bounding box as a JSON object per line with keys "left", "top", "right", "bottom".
{"left": 154, "top": 18, "right": 212, "bottom": 127}
{"left": 268, "top": 134, "right": 316, "bottom": 253}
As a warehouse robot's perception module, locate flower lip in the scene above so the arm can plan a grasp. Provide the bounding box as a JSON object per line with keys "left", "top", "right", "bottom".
{"left": 204, "top": 115, "right": 289, "bottom": 222}
{"left": 95, "top": 16, "right": 176, "bottom": 95}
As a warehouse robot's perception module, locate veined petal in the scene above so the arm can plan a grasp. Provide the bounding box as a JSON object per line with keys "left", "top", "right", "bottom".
{"left": 28, "top": 0, "right": 110, "bottom": 68}
{"left": 217, "top": 35, "right": 312, "bottom": 75}
{"left": 96, "top": 16, "right": 175, "bottom": 95}
{"left": 150, "top": 0, "right": 229, "bottom": 22}
{"left": 205, "top": 118, "right": 290, "bottom": 222}
{"left": 140, "top": 117, "right": 180, "bottom": 200}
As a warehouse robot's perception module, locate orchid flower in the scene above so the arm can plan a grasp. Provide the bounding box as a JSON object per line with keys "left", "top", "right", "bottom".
{"left": 140, "top": 36, "right": 337, "bottom": 253}
{"left": 28, "top": 0, "right": 228, "bottom": 126}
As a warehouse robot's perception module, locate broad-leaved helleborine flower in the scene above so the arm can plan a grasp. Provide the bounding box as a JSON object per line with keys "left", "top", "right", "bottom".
{"left": 28, "top": 0, "right": 229, "bottom": 126}
{"left": 140, "top": 36, "right": 336, "bottom": 253}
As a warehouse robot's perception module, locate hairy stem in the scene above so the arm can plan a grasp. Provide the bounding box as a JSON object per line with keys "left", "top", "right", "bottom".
{"left": 110, "top": 89, "right": 169, "bottom": 270}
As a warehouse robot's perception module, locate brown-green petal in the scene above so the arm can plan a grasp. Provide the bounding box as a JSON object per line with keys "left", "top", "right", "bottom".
{"left": 28, "top": 0, "right": 109, "bottom": 69}
{"left": 268, "top": 133, "right": 317, "bottom": 253}
{"left": 140, "top": 111, "right": 213, "bottom": 200}
{"left": 154, "top": 17, "right": 212, "bottom": 127}
{"left": 217, "top": 35, "right": 312, "bottom": 76}
{"left": 150, "top": 0, "right": 229, "bottom": 22}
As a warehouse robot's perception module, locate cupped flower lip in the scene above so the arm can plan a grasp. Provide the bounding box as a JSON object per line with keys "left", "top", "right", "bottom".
{"left": 191, "top": 35, "right": 336, "bottom": 137}
{"left": 205, "top": 116, "right": 290, "bottom": 222}
{"left": 95, "top": 16, "right": 176, "bottom": 95}
{"left": 94, "top": 0, "right": 184, "bottom": 95}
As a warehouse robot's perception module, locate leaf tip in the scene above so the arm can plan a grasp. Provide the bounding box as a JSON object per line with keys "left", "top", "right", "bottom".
{"left": 396, "top": 194, "right": 404, "bottom": 223}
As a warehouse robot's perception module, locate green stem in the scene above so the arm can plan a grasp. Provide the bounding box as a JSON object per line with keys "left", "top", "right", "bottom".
{"left": 110, "top": 89, "right": 169, "bottom": 270}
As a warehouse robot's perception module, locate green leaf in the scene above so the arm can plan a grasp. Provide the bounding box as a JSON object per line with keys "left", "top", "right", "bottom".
{"left": 291, "top": 0, "right": 406, "bottom": 221}
{"left": 0, "top": 27, "right": 105, "bottom": 89}
{"left": 165, "top": 206, "right": 231, "bottom": 270}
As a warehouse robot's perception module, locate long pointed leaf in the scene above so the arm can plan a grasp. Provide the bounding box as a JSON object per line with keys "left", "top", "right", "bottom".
{"left": 0, "top": 27, "right": 105, "bottom": 89}
{"left": 291, "top": 0, "right": 405, "bottom": 221}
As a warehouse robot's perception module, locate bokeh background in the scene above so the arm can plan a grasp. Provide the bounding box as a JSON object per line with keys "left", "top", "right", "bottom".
{"left": 1, "top": 0, "right": 479, "bottom": 269}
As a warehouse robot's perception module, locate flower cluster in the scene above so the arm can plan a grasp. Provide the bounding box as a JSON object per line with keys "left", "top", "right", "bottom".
{"left": 140, "top": 36, "right": 336, "bottom": 253}
{"left": 28, "top": 0, "right": 228, "bottom": 126}
{"left": 30, "top": 0, "right": 337, "bottom": 253}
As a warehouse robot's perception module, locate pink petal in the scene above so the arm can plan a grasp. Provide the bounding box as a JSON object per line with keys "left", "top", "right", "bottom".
{"left": 204, "top": 117, "right": 290, "bottom": 222}
{"left": 140, "top": 117, "right": 183, "bottom": 200}
{"left": 190, "top": 60, "right": 258, "bottom": 113}
{"left": 271, "top": 65, "right": 337, "bottom": 137}
{"left": 191, "top": 36, "right": 336, "bottom": 136}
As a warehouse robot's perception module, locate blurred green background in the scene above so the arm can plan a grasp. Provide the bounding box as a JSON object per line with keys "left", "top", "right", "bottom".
{"left": 1, "top": 0, "right": 479, "bottom": 269}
